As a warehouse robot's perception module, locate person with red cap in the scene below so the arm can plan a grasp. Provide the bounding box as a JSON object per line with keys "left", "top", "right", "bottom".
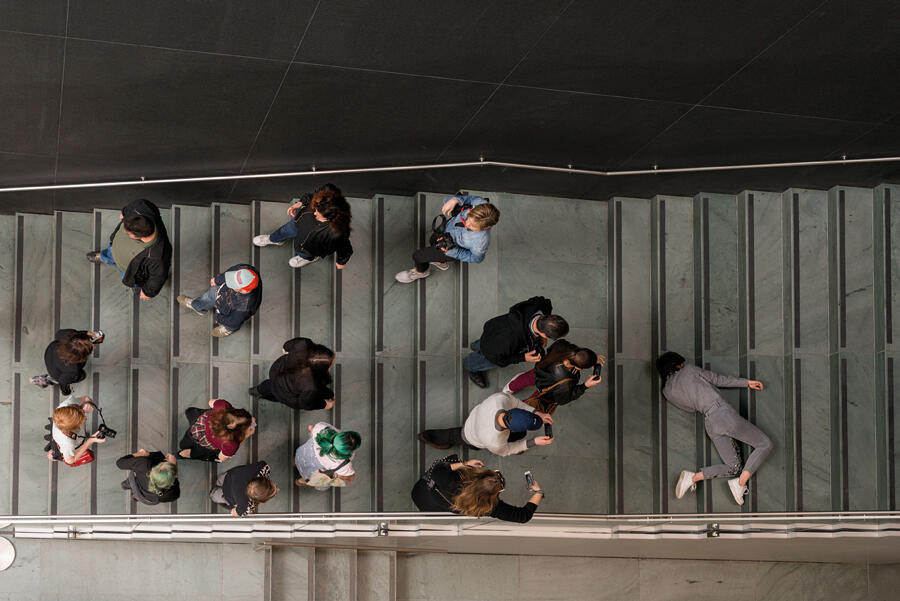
{"left": 176, "top": 264, "right": 262, "bottom": 337}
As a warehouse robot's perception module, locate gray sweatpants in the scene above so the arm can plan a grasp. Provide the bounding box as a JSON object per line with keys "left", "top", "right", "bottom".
{"left": 701, "top": 403, "right": 773, "bottom": 479}
{"left": 209, "top": 472, "right": 227, "bottom": 505}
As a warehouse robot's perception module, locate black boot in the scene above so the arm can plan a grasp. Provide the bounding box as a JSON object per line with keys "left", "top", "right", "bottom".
{"left": 418, "top": 432, "right": 451, "bottom": 450}
{"left": 120, "top": 480, "right": 130, "bottom": 491}
{"left": 467, "top": 370, "right": 488, "bottom": 389}
{"left": 86, "top": 251, "right": 102, "bottom": 264}
{"left": 248, "top": 386, "right": 260, "bottom": 398}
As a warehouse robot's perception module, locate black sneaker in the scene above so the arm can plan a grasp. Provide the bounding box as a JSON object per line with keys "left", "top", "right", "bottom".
{"left": 120, "top": 480, "right": 130, "bottom": 491}
{"left": 467, "top": 370, "right": 488, "bottom": 388}
{"left": 418, "top": 432, "right": 451, "bottom": 450}
{"left": 86, "top": 251, "right": 102, "bottom": 265}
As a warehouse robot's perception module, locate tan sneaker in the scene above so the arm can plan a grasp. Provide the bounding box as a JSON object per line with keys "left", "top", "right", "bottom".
{"left": 177, "top": 294, "right": 206, "bottom": 316}
{"left": 211, "top": 325, "right": 233, "bottom": 338}
{"left": 395, "top": 268, "right": 430, "bottom": 283}
{"left": 429, "top": 261, "right": 450, "bottom": 271}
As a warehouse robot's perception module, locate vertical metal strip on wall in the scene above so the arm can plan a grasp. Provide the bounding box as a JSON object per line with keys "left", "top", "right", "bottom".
{"left": 794, "top": 358, "right": 803, "bottom": 510}
{"left": 212, "top": 205, "right": 221, "bottom": 358}
{"left": 172, "top": 207, "right": 181, "bottom": 358}
{"left": 747, "top": 194, "right": 756, "bottom": 350}
{"left": 90, "top": 372, "right": 99, "bottom": 514}
{"left": 656, "top": 199, "right": 667, "bottom": 512}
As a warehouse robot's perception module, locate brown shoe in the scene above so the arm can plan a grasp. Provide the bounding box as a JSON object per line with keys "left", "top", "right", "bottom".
{"left": 418, "top": 432, "right": 451, "bottom": 450}
{"left": 211, "top": 325, "right": 233, "bottom": 338}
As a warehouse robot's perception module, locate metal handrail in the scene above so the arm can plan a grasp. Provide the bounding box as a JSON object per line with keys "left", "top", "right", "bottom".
{"left": 1, "top": 156, "right": 899, "bottom": 193}
{"left": 4, "top": 510, "right": 900, "bottom": 525}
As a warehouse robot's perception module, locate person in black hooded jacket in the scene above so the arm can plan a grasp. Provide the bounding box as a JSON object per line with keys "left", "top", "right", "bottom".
{"left": 463, "top": 296, "right": 569, "bottom": 388}
{"left": 249, "top": 337, "right": 336, "bottom": 411}
{"left": 252, "top": 184, "right": 353, "bottom": 270}
{"left": 86, "top": 198, "right": 172, "bottom": 300}
{"left": 503, "top": 339, "right": 604, "bottom": 409}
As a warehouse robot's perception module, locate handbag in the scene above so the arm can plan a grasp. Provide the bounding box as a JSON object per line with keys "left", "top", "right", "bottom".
{"left": 423, "top": 454, "right": 460, "bottom": 506}
{"left": 306, "top": 458, "right": 351, "bottom": 487}
{"left": 428, "top": 203, "right": 472, "bottom": 250}
{"left": 523, "top": 377, "right": 573, "bottom": 415}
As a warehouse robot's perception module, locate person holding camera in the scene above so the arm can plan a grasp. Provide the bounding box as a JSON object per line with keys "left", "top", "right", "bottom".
{"left": 411, "top": 457, "right": 544, "bottom": 523}
{"left": 49, "top": 395, "right": 105, "bottom": 466}
{"left": 178, "top": 398, "right": 256, "bottom": 462}
{"left": 177, "top": 264, "right": 262, "bottom": 338}
{"left": 657, "top": 351, "right": 771, "bottom": 506}
{"left": 504, "top": 340, "right": 604, "bottom": 411}
{"left": 116, "top": 449, "right": 180, "bottom": 505}
{"left": 86, "top": 198, "right": 171, "bottom": 300}
{"left": 31, "top": 328, "right": 104, "bottom": 395}
{"left": 249, "top": 337, "right": 336, "bottom": 412}
{"left": 252, "top": 184, "right": 353, "bottom": 270}
{"left": 464, "top": 296, "right": 569, "bottom": 389}
{"left": 418, "top": 391, "right": 553, "bottom": 456}
{"left": 209, "top": 460, "right": 278, "bottom": 517}
{"left": 294, "top": 422, "right": 361, "bottom": 491}
{"left": 395, "top": 194, "right": 500, "bottom": 283}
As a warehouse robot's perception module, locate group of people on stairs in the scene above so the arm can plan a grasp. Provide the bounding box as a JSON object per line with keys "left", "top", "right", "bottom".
{"left": 27, "top": 184, "right": 773, "bottom": 519}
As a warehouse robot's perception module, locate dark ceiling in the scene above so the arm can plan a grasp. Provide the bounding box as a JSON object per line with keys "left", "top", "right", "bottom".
{"left": 1, "top": 0, "right": 899, "bottom": 212}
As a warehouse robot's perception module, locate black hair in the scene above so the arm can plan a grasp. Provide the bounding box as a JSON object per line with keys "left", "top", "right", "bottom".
{"left": 656, "top": 351, "right": 686, "bottom": 382}
{"left": 315, "top": 183, "right": 342, "bottom": 196}
{"left": 124, "top": 214, "right": 155, "bottom": 238}
{"left": 536, "top": 315, "right": 569, "bottom": 339}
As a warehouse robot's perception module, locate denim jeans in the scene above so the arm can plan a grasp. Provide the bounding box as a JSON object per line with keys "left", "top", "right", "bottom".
{"left": 98, "top": 242, "right": 125, "bottom": 277}
{"left": 269, "top": 219, "right": 316, "bottom": 260}
{"left": 190, "top": 286, "right": 218, "bottom": 313}
{"left": 463, "top": 339, "right": 499, "bottom": 373}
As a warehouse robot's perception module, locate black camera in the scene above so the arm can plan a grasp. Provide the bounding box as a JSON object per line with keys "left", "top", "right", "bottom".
{"left": 96, "top": 423, "right": 117, "bottom": 440}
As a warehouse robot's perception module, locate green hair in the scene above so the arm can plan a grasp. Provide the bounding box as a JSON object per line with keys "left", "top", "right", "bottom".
{"left": 148, "top": 461, "right": 177, "bottom": 494}
{"left": 315, "top": 427, "right": 361, "bottom": 460}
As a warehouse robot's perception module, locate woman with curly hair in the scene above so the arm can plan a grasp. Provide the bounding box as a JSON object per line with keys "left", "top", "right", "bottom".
{"left": 178, "top": 398, "right": 256, "bottom": 462}
{"left": 31, "top": 329, "right": 104, "bottom": 395}
{"left": 411, "top": 457, "right": 544, "bottom": 523}
{"left": 252, "top": 183, "right": 354, "bottom": 270}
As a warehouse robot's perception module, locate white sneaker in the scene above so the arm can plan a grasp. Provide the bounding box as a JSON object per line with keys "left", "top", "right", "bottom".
{"left": 429, "top": 261, "right": 450, "bottom": 271}
{"left": 675, "top": 470, "right": 697, "bottom": 499}
{"left": 288, "top": 255, "right": 319, "bottom": 268}
{"left": 395, "top": 268, "right": 430, "bottom": 283}
{"left": 252, "top": 234, "right": 285, "bottom": 247}
{"left": 728, "top": 478, "right": 748, "bottom": 505}
{"left": 502, "top": 370, "right": 531, "bottom": 394}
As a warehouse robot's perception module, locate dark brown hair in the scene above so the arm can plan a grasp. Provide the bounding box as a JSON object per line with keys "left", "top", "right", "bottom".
{"left": 56, "top": 332, "right": 94, "bottom": 365}
{"left": 209, "top": 407, "right": 254, "bottom": 444}
{"left": 450, "top": 466, "right": 504, "bottom": 517}
{"left": 537, "top": 344, "right": 596, "bottom": 371}
{"left": 316, "top": 194, "right": 352, "bottom": 237}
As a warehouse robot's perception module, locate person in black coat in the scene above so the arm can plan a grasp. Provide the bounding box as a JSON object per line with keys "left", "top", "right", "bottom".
{"left": 116, "top": 449, "right": 180, "bottom": 505}
{"left": 463, "top": 296, "right": 569, "bottom": 388}
{"left": 209, "top": 461, "right": 279, "bottom": 517}
{"left": 411, "top": 457, "right": 544, "bottom": 523}
{"left": 249, "top": 337, "right": 336, "bottom": 411}
{"left": 31, "top": 329, "right": 103, "bottom": 395}
{"left": 252, "top": 184, "right": 354, "bottom": 270}
{"left": 504, "top": 339, "right": 604, "bottom": 410}
{"left": 86, "top": 198, "right": 172, "bottom": 300}
{"left": 177, "top": 264, "right": 262, "bottom": 337}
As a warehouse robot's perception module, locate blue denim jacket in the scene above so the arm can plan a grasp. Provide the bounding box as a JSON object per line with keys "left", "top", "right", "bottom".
{"left": 443, "top": 195, "right": 492, "bottom": 263}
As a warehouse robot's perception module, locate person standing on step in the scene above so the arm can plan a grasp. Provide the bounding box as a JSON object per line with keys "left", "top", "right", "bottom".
{"left": 252, "top": 184, "right": 353, "bottom": 270}
{"left": 463, "top": 296, "right": 568, "bottom": 389}
{"left": 249, "top": 337, "right": 335, "bottom": 412}
{"left": 176, "top": 264, "right": 262, "bottom": 338}
{"left": 48, "top": 395, "right": 105, "bottom": 467}
{"left": 209, "top": 460, "right": 278, "bottom": 517}
{"left": 394, "top": 194, "right": 500, "bottom": 283}
{"left": 503, "top": 340, "right": 604, "bottom": 412}
{"left": 178, "top": 398, "right": 256, "bottom": 463}
{"left": 31, "top": 329, "right": 104, "bottom": 395}
{"left": 294, "top": 422, "right": 361, "bottom": 491}
{"left": 116, "top": 448, "right": 180, "bottom": 506}
{"left": 411, "top": 456, "right": 545, "bottom": 523}
{"left": 657, "top": 351, "right": 772, "bottom": 506}
{"left": 418, "top": 391, "right": 554, "bottom": 456}
{"left": 86, "top": 198, "right": 171, "bottom": 300}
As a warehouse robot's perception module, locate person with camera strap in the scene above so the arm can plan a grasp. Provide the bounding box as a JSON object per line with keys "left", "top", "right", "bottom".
{"left": 395, "top": 194, "right": 500, "bottom": 283}
{"left": 47, "top": 395, "right": 106, "bottom": 467}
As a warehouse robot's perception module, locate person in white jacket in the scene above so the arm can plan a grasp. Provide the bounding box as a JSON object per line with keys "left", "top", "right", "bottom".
{"left": 418, "top": 391, "right": 554, "bottom": 456}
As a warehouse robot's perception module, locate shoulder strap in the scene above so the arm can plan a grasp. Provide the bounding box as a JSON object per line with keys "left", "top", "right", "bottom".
{"left": 535, "top": 376, "right": 574, "bottom": 398}
{"left": 321, "top": 458, "right": 350, "bottom": 479}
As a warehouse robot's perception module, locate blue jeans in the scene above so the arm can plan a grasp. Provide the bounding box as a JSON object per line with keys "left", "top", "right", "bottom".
{"left": 98, "top": 242, "right": 125, "bottom": 277}
{"left": 269, "top": 220, "right": 315, "bottom": 260}
{"left": 463, "top": 339, "right": 499, "bottom": 373}
{"left": 190, "top": 286, "right": 217, "bottom": 313}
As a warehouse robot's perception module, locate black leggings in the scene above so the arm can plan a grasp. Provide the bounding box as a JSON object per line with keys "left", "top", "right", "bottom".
{"left": 413, "top": 246, "right": 455, "bottom": 272}
{"left": 421, "top": 427, "right": 526, "bottom": 449}
{"left": 178, "top": 408, "right": 220, "bottom": 462}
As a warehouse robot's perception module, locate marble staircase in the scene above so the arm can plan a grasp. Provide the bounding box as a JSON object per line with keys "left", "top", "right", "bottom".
{"left": 0, "top": 185, "right": 898, "bottom": 518}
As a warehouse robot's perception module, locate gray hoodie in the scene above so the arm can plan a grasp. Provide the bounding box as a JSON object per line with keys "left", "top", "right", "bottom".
{"left": 662, "top": 364, "right": 748, "bottom": 415}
